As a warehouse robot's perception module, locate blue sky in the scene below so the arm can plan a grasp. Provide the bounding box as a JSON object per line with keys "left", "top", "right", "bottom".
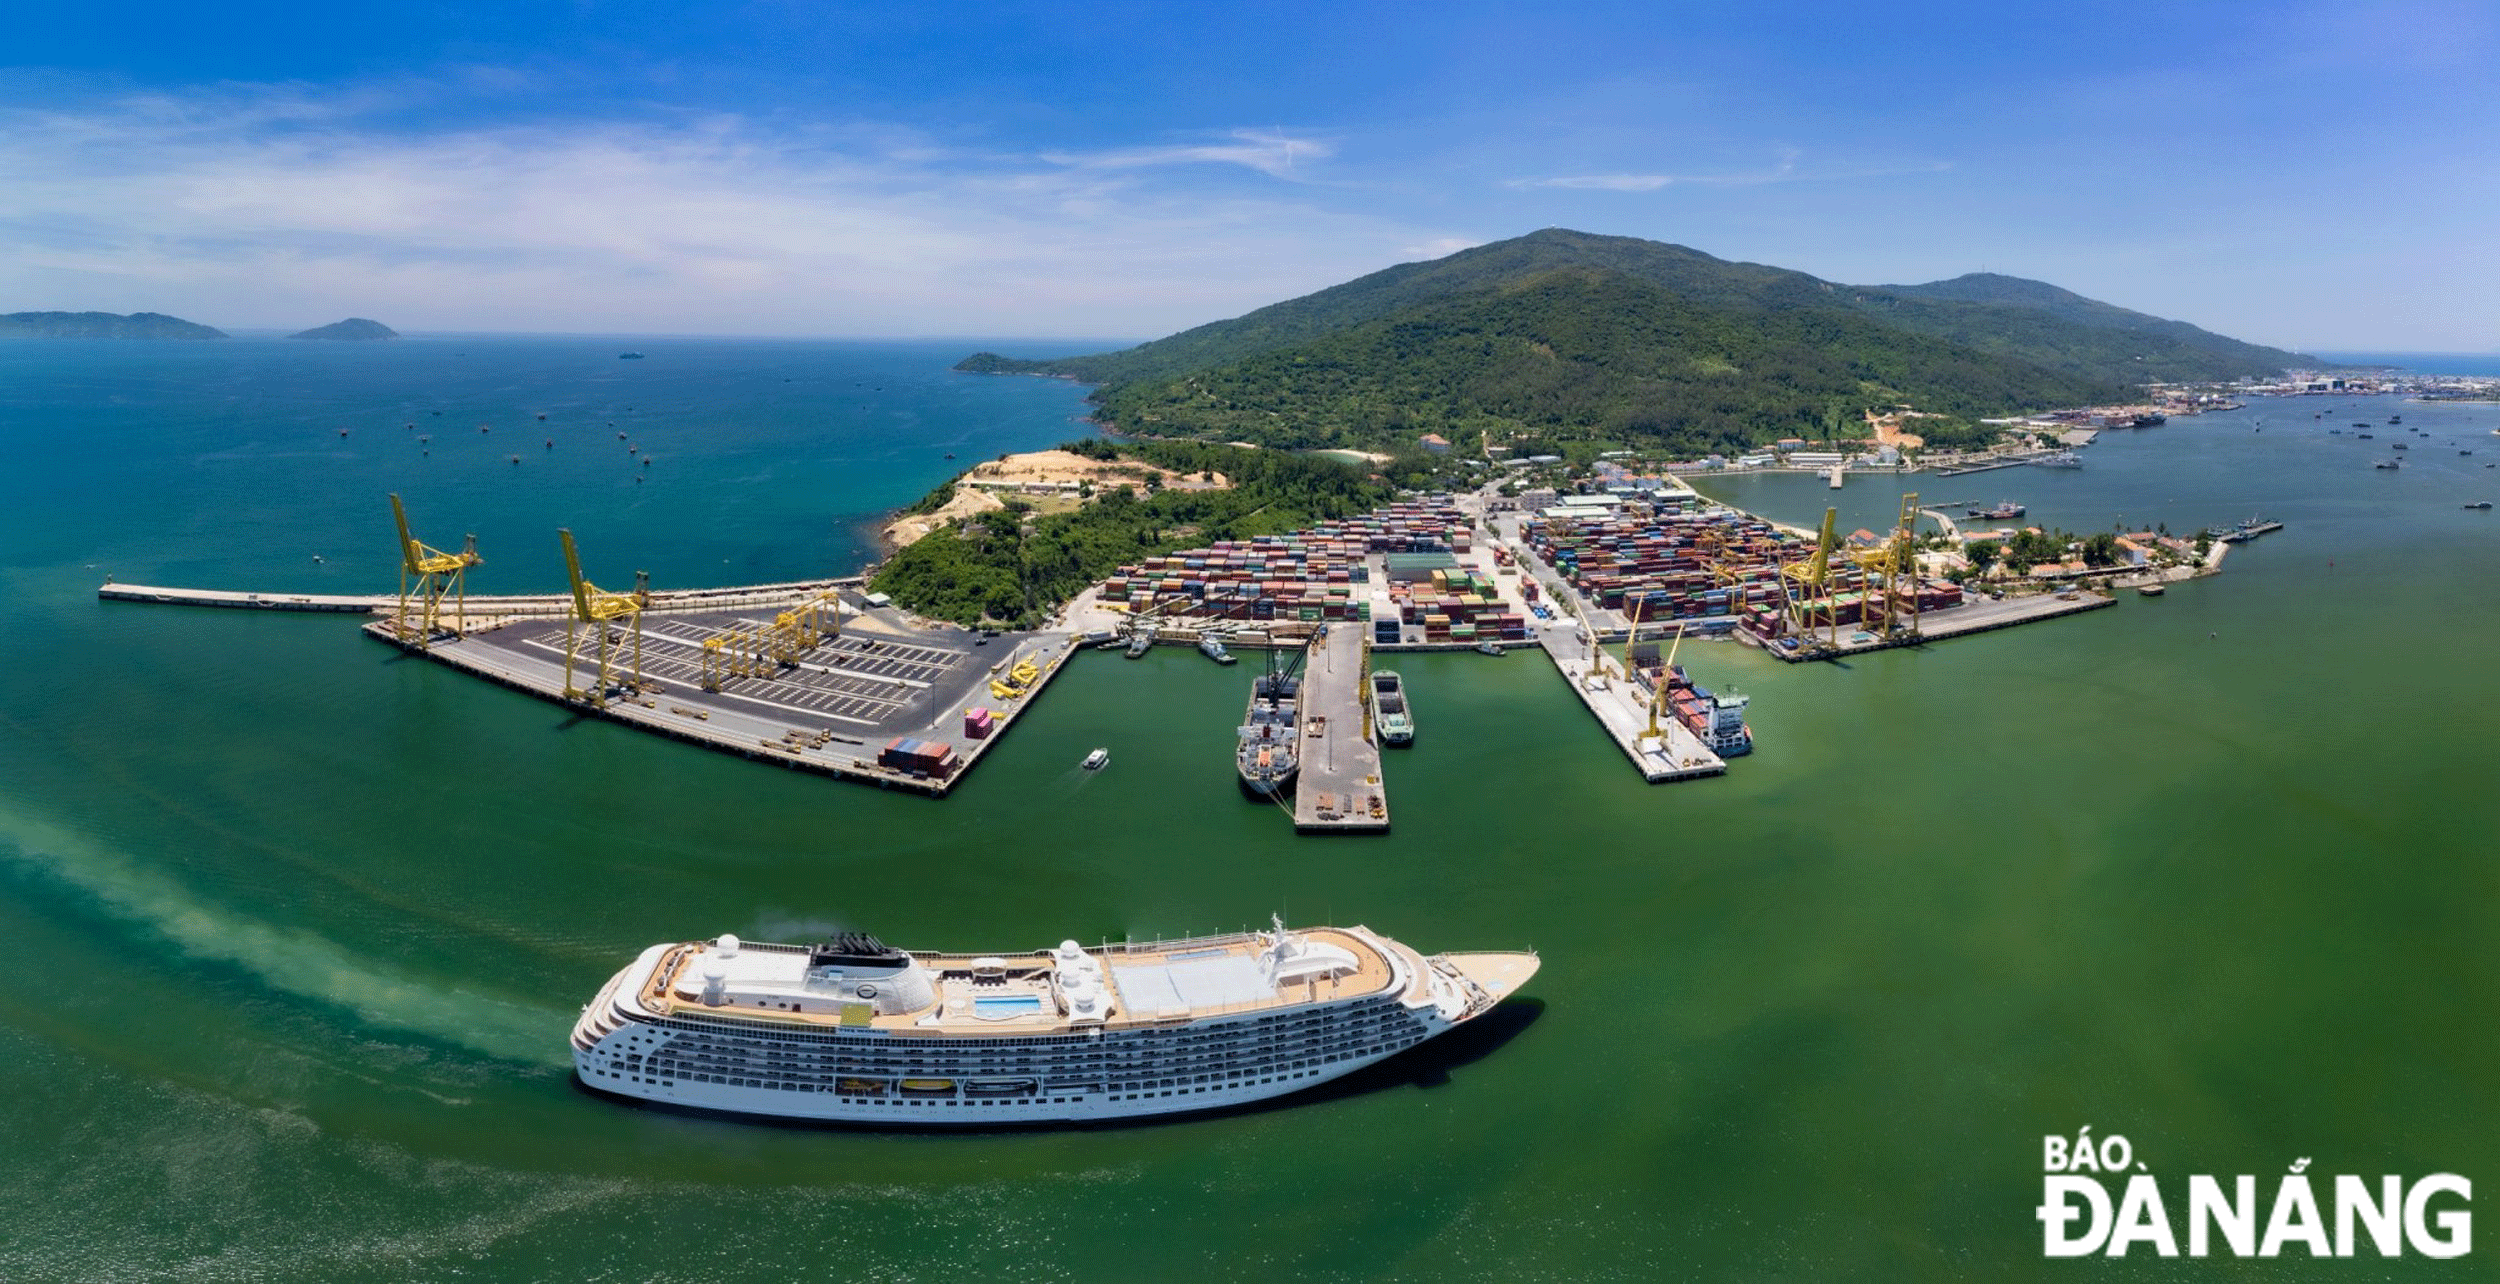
{"left": 4, "top": 1, "right": 2494, "bottom": 349}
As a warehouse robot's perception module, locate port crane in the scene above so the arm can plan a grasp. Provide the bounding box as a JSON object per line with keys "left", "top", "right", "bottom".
{"left": 1846, "top": 492, "right": 1923, "bottom": 637}
{"left": 697, "top": 591, "right": 841, "bottom": 690}
{"left": 558, "top": 528, "right": 648, "bottom": 707}
{"left": 387, "top": 493, "right": 480, "bottom": 648}
{"left": 1779, "top": 507, "right": 1843, "bottom": 652}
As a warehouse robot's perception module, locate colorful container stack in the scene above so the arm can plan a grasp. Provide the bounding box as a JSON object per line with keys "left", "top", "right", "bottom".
{"left": 962, "top": 708, "right": 995, "bottom": 739}
{"left": 878, "top": 737, "right": 957, "bottom": 776}
{"left": 1101, "top": 500, "right": 1470, "bottom": 624}
{"left": 1525, "top": 507, "right": 1805, "bottom": 626}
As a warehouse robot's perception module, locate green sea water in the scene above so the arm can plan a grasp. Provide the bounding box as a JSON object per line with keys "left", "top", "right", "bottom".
{"left": 1, "top": 344, "right": 2495, "bottom": 1281}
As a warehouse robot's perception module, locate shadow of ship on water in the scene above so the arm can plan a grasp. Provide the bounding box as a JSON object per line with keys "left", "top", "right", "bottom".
{"left": 571, "top": 997, "right": 1546, "bottom": 1136}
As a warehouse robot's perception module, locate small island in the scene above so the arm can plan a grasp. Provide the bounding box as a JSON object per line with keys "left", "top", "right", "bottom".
{"left": 289, "top": 318, "right": 399, "bottom": 341}
{"left": 0, "top": 311, "right": 226, "bottom": 340}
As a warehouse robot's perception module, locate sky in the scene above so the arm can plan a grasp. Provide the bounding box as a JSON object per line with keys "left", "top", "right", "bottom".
{"left": 3, "top": 1, "right": 2495, "bottom": 350}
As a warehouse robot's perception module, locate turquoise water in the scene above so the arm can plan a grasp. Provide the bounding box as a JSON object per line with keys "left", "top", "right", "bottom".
{"left": 0, "top": 346, "right": 2494, "bottom": 1280}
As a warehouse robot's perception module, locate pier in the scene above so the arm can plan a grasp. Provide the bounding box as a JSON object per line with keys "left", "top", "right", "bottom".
{"left": 1765, "top": 591, "right": 2115, "bottom": 662}
{"left": 364, "top": 608, "right": 1072, "bottom": 796}
{"left": 1537, "top": 625, "right": 1726, "bottom": 783}
{"left": 1291, "top": 623, "right": 1390, "bottom": 832}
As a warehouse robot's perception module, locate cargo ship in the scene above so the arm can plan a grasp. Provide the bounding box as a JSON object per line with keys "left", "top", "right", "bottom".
{"left": 1966, "top": 501, "right": 2027, "bottom": 520}
{"left": 1237, "top": 650, "right": 1302, "bottom": 796}
{"left": 572, "top": 918, "right": 1539, "bottom": 1126}
{"left": 1371, "top": 669, "right": 1414, "bottom": 745}
{"left": 1660, "top": 665, "right": 1753, "bottom": 757}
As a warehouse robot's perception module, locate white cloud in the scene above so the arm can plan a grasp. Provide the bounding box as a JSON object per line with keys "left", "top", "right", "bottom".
{"left": 1039, "top": 128, "right": 1336, "bottom": 180}
{"left": 1505, "top": 148, "right": 1950, "bottom": 192}
{"left": 0, "top": 90, "right": 1424, "bottom": 336}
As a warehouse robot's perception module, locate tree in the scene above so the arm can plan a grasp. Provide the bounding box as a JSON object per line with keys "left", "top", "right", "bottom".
{"left": 2079, "top": 532, "right": 2122, "bottom": 568}
{"left": 1964, "top": 539, "right": 2002, "bottom": 572}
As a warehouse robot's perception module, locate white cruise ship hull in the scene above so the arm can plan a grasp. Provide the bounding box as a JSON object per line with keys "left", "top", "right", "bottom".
{"left": 571, "top": 929, "right": 1535, "bottom": 1127}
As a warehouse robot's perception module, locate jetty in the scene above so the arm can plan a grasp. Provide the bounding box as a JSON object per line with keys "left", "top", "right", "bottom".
{"left": 1291, "top": 623, "right": 1389, "bottom": 832}
{"left": 362, "top": 611, "right": 1072, "bottom": 797}
{"left": 1765, "top": 591, "right": 2114, "bottom": 662}
{"left": 1539, "top": 625, "right": 1725, "bottom": 783}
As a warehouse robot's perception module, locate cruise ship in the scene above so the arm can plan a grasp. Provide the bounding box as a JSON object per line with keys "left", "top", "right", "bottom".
{"left": 572, "top": 919, "right": 1540, "bottom": 1125}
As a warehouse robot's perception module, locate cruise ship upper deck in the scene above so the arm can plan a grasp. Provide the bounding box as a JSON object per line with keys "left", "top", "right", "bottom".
{"left": 626, "top": 925, "right": 1418, "bottom": 1036}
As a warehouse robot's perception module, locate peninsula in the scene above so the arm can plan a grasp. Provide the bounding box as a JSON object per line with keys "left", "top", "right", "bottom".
{"left": 0, "top": 310, "right": 226, "bottom": 340}
{"left": 959, "top": 229, "right": 2311, "bottom": 459}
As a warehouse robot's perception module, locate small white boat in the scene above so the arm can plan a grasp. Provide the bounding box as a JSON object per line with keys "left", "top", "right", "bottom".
{"left": 1082, "top": 748, "right": 1109, "bottom": 770}
{"left": 1475, "top": 640, "right": 1505, "bottom": 656}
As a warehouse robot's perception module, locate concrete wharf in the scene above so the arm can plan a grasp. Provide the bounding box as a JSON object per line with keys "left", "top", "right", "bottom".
{"left": 1536, "top": 623, "right": 1726, "bottom": 784}
{"left": 1764, "top": 591, "right": 2114, "bottom": 662}
{"left": 1290, "top": 623, "right": 1390, "bottom": 833}
{"left": 362, "top": 612, "right": 1073, "bottom": 796}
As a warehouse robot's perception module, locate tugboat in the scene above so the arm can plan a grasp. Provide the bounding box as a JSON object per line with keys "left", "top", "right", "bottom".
{"left": 1199, "top": 635, "right": 1237, "bottom": 665}
{"left": 1475, "top": 639, "right": 1505, "bottom": 656}
{"left": 1237, "top": 647, "right": 1305, "bottom": 797}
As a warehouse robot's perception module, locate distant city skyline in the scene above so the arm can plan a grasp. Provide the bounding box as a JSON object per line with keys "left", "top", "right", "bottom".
{"left": 4, "top": 1, "right": 2495, "bottom": 350}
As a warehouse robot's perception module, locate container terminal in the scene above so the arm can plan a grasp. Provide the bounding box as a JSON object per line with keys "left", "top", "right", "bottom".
{"left": 99, "top": 460, "right": 2251, "bottom": 797}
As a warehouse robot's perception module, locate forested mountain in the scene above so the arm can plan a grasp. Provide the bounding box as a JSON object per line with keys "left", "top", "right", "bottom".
{"left": 959, "top": 229, "right": 2309, "bottom": 456}
{"left": 0, "top": 311, "right": 227, "bottom": 339}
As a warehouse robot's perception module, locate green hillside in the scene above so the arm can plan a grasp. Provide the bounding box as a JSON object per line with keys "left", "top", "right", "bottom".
{"left": 1090, "top": 267, "right": 2125, "bottom": 456}
{"left": 0, "top": 311, "right": 227, "bottom": 339}
{"left": 957, "top": 229, "right": 2309, "bottom": 455}
{"left": 1852, "top": 272, "right": 2314, "bottom": 384}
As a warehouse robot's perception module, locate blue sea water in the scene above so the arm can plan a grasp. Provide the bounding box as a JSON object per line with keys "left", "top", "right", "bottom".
{"left": 0, "top": 335, "right": 1099, "bottom": 595}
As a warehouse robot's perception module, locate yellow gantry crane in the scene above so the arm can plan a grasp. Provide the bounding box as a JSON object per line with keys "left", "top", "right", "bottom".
{"left": 1780, "top": 507, "right": 1842, "bottom": 649}
{"left": 698, "top": 592, "right": 840, "bottom": 691}
{"left": 1849, "top": 491, "right": 1924, "bottom": 637}
{"left": 1890, "top": 491, "right": 1924, "bottom": 638}
{"left": 388, "top": 493, "right": 481, "bottom": 648}
{"left": 1649, "top": 620, "right": 1689, "bottom": 738}
{"left": 558, "top": 528, "right": 648, "bottom": 707}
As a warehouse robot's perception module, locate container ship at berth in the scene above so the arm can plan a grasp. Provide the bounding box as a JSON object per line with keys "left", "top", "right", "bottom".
{"left": 1662, "top": 664, "right": 1753, "bottom": 757}
{"left": 572, "top": 920, "right": 1540, "bottom": 1125}
{"left": 1237, "top": 652, "right": 1303, "bottom": 796}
